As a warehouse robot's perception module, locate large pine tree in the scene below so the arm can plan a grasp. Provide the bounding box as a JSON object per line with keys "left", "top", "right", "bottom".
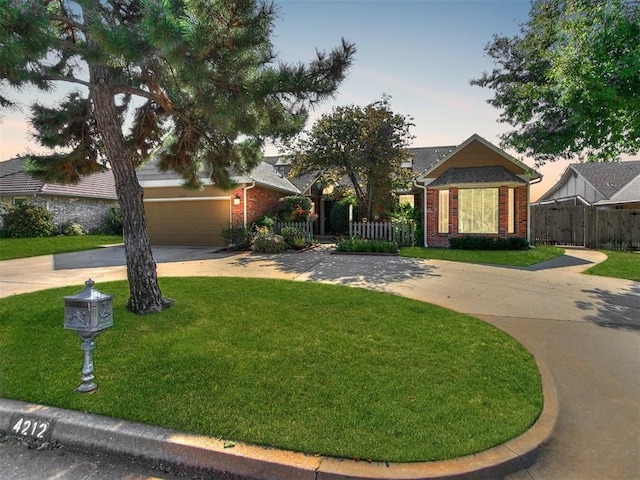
{"left": 0, "top": 0, "right": 355, "bottom": 313}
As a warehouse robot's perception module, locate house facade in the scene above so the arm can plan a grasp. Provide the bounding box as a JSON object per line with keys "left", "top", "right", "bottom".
{"left": 535, "top": 161, "right": 640, "bottom": 209}
{"left": 0, "top": 158, "right": 118, "bottom": 232}
{"left": 137, "top": 159, "right": 300, "bottom": 245}
{"left": 415, "top": 135, "right": 541, "bottom": 248}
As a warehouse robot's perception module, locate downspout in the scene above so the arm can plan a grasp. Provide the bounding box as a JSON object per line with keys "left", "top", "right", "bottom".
{"left": 243, "top": 181, "right": 256, "bottom": 229}
{"left": 528, "top": 176, "right": 543, "bottom": 245}
{"left": 414, "top": 180, "right": 428, "bottom": 247}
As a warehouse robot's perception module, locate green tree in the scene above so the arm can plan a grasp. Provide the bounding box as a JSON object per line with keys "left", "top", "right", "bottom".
{"left": 0, "top": 0, "right": 354, "bottom": 313}
{"left": 288, "top": 97, "right": 414, "bottom": 221}
{"left": 472, "top": 0, "right": 640, "bottom": 164}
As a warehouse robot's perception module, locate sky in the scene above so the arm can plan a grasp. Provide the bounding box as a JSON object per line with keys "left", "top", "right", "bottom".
{"left": 0, "top": 0, "right": 604, "bottom": 201}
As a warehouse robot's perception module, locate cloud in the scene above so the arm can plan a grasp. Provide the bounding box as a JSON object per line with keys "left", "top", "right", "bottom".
{"left": 355, "top": 67, "right": 483, "bottom": 113}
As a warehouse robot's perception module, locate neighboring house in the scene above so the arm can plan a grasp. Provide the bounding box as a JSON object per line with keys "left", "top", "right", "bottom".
{"left": 535, "top": 161, "right": 640, "bottom": 208}
{"left": 137, "top": 158, "right": 300, "bottom": 245}
{"left": 594, "top": 174, "right": 640, "bottom": 209}
{"left": 415, "top": 134, "right": 541, "bottom": 248}
{"left": 0, "top": 157, "right": 118, "bottom": 232}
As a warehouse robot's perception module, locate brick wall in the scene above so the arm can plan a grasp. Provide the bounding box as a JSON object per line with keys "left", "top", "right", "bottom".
{"left": 230, "top": 186, "right": 286, "bottom": 227}
{"left": 0, "top": 195, "right": 118, "bottom": 232}
{"left": 425, "top": 185, "right": 529, "bottom": 248}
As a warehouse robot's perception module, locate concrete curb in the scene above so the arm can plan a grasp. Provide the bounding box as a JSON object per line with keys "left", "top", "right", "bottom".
{"left": 0, "top": 357, "right": 557, "bottom": 480}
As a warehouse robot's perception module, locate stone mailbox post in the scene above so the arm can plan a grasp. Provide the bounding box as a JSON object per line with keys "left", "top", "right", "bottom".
{"left": 64, "top": 279, "right": 113, "bottom": 393}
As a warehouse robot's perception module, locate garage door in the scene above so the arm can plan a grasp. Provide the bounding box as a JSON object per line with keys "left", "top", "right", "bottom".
{"left": 144, "top": 198, "right": 230, "bottom": 246}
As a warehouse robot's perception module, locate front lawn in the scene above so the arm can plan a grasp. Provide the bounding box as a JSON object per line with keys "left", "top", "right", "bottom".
{"left": 0, "top": 235, "right": 122, "bottom": 261}
{"left": 0, "top": 278, "right": 542, "bottom": 463}
{"left": 400, "top": 245, "right": 564, "bottom": 267}
{"left": 585, "top": 250, "right": 640, "bottom": 282}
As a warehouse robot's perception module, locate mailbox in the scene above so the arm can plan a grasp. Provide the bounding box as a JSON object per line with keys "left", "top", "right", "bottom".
{"left": 64, "top": 279, "right": 113, "bottom": 332}
{"left": 63, "top": 279, "right": 113, "bottom": 393}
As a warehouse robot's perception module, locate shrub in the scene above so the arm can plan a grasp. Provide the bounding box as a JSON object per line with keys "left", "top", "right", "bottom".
{"left": 251, "top": 231, "right": 286, "bottom": 253}
{"left": 289, "top": 234, "right": 309, "bottom": 250}
{"left": 335, "top": 238, "right": 399, "bottom": 254}
{"left": 61, "top": 222, "right": 85, "bottom": 236}
{"left": 223, "top": 226, "right": 250, "bottom": 250}
{"left": 330, "top": 198, "right": 358, "bottom": 235}
{"left": 106, "top": 207, "right": 123, "bottom": 235}
{"left": 449, "top": 236, "right": 529, "bottom": 250}
{"left": 0, "top": 203, "right": 55, "bottom": 238}
{"left": 252, "top": 215, "right": 276, "bottom": 233}
{"left": 278, "top": 195, "right": 313, "bottom": 222}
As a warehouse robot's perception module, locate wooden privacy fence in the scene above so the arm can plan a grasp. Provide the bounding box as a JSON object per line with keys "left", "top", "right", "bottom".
{"left": 531, "top": 205, "right": 640, "bottom": 250}
{"left": 349, "top": 221, "right": 415, "bottom": 246}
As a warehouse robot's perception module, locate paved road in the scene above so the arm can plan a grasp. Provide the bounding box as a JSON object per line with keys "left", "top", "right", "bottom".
{"left": 1, "top": 245, "right": 639, "bottom": 479}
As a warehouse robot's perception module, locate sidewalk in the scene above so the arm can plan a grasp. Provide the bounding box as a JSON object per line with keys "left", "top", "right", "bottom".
{"left": 1, "top": 245, "right": 639, "bottom": 479}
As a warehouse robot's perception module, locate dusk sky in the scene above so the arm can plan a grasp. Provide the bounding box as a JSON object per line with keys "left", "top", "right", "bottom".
{"left": 0, "top": 0, "right": 605, "bottom": 200}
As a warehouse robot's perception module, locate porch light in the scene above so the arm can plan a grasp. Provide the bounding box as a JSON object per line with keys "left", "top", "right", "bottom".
{"left": 233, "top": 194, "right": 241, "bottom": 205}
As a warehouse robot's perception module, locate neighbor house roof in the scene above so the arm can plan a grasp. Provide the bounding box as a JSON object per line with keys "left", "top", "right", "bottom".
{"left": 136, "top": 157, "right": 300, "bottom": 194}
{"left": 428, "top": 166, "right": 527, "bottom": 188}
{"left": 594, "top": 173, "right": 640, "bottom": 206}
{"left": 538, "top": 161, "right": 640, "bottom": 202}
{"left": 0, "top": 158, "right": 117, "bottom": 200}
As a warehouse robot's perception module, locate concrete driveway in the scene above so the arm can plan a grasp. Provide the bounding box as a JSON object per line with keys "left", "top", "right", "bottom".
{"left": 1, "top": 245, "right": 639, "bottom": 479}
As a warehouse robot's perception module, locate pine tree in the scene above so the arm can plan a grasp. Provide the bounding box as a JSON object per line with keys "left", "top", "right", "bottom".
{"left": 0, "top": 0, "right": 355, "bottom": 313}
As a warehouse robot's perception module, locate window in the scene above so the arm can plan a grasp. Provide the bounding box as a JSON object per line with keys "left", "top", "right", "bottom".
{"left": 13, "top": 198, "right": 27, "bottom": 206}
{"left": 438, "top": 190, "right": 449, "bottom": 233}
{"left": 459, "top": 188, "right": 498, "bottom": 234}
{"left": 508, "top": 188, "right": 515, "bottom": 234}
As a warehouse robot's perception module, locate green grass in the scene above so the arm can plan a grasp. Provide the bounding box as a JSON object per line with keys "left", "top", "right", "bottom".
{"left": 0, "top": 278, "right": 542, "bottom": 463}
{"left": 0, "top": 235, "right": 122, "bottom": 261}
{"left": 400, "top": 245, "right": 565, "bottom": 267}
{"left": 585, "top": 250, "right": 640, "bottom": 282}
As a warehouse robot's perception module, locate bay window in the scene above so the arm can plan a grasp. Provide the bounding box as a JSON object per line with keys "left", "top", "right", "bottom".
{"left": 458, "top": 188, "right": 498, "bottom": 234}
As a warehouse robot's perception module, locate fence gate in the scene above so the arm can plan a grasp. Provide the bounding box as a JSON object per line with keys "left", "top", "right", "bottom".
{"left": 531, "top": 205, "right": 585, "bottom": 246}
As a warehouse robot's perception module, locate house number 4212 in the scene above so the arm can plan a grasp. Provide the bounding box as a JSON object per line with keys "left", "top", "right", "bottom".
{"left": 11, "top": 417, "right": 51, "bottom": 439}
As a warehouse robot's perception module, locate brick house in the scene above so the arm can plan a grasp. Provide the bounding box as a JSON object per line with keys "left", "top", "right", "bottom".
{"left": 0, "top": 157, "right": 118, "bottom": 232}
{"left": 414, "top": 134, "right": 541, "bottom": 248}
{"left": 137, "top": 159, "right": 300, "bottom": 246}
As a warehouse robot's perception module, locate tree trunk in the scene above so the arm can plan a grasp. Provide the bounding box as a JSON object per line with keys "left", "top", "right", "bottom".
{"left": 89, "top": 67, "right": 173, "bottom": 314}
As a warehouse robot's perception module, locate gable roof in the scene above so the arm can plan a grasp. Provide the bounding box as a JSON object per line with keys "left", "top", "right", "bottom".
{"left": 539, "top": 161, "right": 640, "bottom": 202}
{"left": 594, "top": 173, "right": 640, "bottom": 206}
{"left": 428, "top": 166, "right": 527, "bottom": 188}
{"left": 0, "top": 158, "right": 117, "bottom": 200}
{"left": 417, "top": 134, "right": 540, "bottom": 182}
{"left": 136, "top": 157, "right": 300, "bottom": 194}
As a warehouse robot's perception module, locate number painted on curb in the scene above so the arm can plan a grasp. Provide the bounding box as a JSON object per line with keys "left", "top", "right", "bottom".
{"left": 8, "top": 414, "right": 55, "bottom": 441}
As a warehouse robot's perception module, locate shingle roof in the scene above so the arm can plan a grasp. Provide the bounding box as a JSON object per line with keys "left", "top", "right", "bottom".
{"left": 428, "top": 166, "right": 526, "bottom": 187}
{"left": 0, "top": 158, "right": 117, "bottom": 200}
{"left": 136, "top": 157, "right": 299, "bottom": 194}
{"left": 408, "top": 146, "right": 456, "bottom": 174}
{"left": 571, "top": 161, "right": 640, "bottom": 199}
{"left": 595, "top": 173, "right": 640, "bottom": 205}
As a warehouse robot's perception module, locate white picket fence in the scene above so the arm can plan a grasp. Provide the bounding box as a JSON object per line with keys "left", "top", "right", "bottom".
{"left": 274, "top": 221, "right": 314, "bottom": 240}
{"left": 349, "top": 221, "right": 415, "bottom": 246}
